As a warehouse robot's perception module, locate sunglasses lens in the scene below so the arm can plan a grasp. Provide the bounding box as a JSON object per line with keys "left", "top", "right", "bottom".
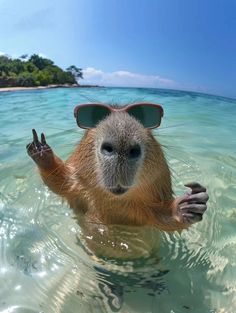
{"left": 127, "top": 105, "right": 162, "bottom": 128}
{"left": 76, "top": 105, "right": 110, "bottom": 128}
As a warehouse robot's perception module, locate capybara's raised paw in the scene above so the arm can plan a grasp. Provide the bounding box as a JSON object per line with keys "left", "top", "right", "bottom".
{"left": 26, "top": 129, "right": 54, "bottom": 169}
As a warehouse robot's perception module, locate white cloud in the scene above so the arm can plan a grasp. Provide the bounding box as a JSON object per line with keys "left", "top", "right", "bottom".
{"left": 0, "top": 51, "right": 10, "bottom": 57}
{"left": 38, "top": 52, "right": 48, "bottom": 59}
{"left": 82, "top": 67, "right": 176, "bottom": 88}
{"left": 0, "top": 51, "right": 15, "bottom": 59}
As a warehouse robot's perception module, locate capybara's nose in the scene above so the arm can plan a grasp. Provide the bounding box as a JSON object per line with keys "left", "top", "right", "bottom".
{"left": 127, "top": 144, "right": 141, "bottom": 160}
{"left": 101, "top": 141, "right": 141, "bottom": 160}
{"left": 100, "top": 142, "right": 116, "bottom": 157}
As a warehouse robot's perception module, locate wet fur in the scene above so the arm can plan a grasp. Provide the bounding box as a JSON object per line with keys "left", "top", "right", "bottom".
{"left": 39, "top": 119, "right": 187, "bottom": 232}
{"left": 30, "top": 104, "right": 198, "bottom": 259}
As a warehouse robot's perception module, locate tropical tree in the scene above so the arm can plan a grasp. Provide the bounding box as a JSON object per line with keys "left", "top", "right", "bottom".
{"left": 0, "top": 54, "right": 83, "bottom": 87}
{"left": 29, "top": 54, "right": 54, "bottom": 70}
{"left": 66, "top": 65, "right": 83, "bottom": 81}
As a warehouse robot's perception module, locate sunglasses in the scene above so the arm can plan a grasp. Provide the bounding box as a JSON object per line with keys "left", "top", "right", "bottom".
{"left": 73, "top": 102, "right": 164, "bottom": 129}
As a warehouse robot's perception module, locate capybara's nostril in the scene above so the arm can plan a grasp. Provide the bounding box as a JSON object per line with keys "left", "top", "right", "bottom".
{"left": 128, "top": 145, "right": 141, "bottom": 160}
{"left": 101, "top": 142, "right": 115, "bottom": 156}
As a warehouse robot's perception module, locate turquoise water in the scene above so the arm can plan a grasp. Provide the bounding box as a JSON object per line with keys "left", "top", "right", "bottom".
{"left": 0, "top": 87, "right": 236, "bottom": 313}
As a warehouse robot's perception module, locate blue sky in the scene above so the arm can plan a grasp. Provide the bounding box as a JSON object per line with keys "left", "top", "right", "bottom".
{"left": 0, "top": 0, "right": 235, "bottom": 98}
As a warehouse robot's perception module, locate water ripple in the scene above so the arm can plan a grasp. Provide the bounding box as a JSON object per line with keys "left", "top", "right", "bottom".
{"left": 1, "top": 88, "right": 236, "bottom": 312}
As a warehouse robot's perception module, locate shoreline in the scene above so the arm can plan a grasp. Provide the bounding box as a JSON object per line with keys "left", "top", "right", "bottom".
{"left": 0, "top": 84, "right": 101, "bottom": 93}
{"left": 0, "top": 85, "right": 234, "bottom": 101}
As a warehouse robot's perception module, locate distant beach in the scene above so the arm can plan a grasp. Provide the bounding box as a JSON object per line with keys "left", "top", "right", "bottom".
{"left": 0, "top": 84, "right": 100, "bottom": 93}
{"left": 0, "top": 54, "right": 99, "bottom": 93}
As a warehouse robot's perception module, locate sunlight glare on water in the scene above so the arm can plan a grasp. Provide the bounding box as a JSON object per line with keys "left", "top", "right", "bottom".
{"left": 0, "top": 87, "right": 236, "bottom": 313}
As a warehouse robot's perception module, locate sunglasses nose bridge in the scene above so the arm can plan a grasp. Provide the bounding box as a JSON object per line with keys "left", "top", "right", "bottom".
{"left": 111, "top": 107, "right": 125, "bottom": 113}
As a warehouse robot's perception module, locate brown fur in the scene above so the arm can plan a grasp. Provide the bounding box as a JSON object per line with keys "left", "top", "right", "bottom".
{"left": 39, "top": 128, "right": 187, "bottom": 233}
{"left": 28, "top": 108, "right": 210, "bottom": 259}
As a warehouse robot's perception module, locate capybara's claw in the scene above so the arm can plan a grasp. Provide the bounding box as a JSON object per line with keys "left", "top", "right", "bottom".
{"left": 27, "top": 129, "right": 54, "bottom": 168}
{"left": 184, "top": 182, "right": 206, "bottom": 194}
{"left": 175, "top": 182, "right": 209, "bottom": 225}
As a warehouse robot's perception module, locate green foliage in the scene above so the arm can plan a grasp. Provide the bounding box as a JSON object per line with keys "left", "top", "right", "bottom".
{"left": 0, "top": 54, "right": 83, "bottom": 87}
{"left": 29, "top": 54, "right": 54, "bottom": 71}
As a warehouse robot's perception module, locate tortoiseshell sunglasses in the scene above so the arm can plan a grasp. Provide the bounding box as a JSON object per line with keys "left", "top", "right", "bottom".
{"left": 73, "top": 102, "right": 164, "bottom": 129}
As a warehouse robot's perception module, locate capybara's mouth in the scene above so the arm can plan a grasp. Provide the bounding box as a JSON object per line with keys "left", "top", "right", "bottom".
{"left": 110, "top": 185, "right": 128, "bottom": 195}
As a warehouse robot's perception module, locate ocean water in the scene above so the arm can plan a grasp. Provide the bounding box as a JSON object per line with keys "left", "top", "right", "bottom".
{"left": 0, "top": 87, "right": 236, "bottom": 313}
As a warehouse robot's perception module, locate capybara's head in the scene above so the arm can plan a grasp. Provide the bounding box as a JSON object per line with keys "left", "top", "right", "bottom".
{"left": 94, "top": 111, "right": 150, "bottom": 195}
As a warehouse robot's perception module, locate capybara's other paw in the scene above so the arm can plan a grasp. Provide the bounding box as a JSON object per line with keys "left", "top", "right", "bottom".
{"left": 174, "top": 182, "right": 209, "bottom": 225}
{"left": 26, "top": 129, "right": 54, "bottom": 169}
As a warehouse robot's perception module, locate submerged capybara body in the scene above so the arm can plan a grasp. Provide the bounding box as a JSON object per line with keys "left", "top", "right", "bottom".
{"left": 27, "top": 106, "right": 208, "bottom": 259}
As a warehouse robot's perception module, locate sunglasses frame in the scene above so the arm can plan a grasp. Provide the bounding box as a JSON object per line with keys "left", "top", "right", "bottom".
{"left": 73, "top": 102, "right": 164, "bottom": 129}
